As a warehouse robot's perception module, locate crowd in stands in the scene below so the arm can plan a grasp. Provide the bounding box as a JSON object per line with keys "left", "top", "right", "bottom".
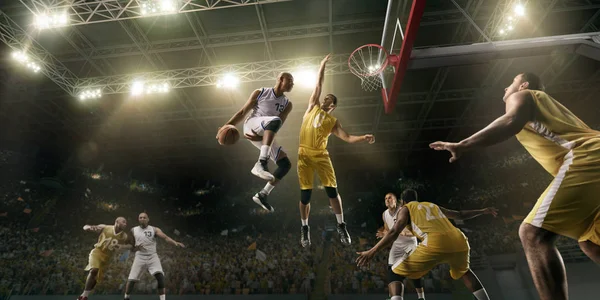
{"left": 0, "top": 147, "right": 584, "bottom": 297}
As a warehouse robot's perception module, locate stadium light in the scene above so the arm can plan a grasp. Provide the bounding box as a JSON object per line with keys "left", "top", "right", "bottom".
{"left": 216, "top": 73, "right": 240, "bottom": 89}
{"left": 11, "top": 51, "right": 41, "bottom": 73}
{"left": 34, "top": 12, "right": 68, "bottom": 29}
{"left": 514, "top": 3, "right": 525, "bottom": 17}
{"left": 141, "top": 0, "right": 178, "bottom": 15}
{"left": 294, "top": 69, "right": 317, "bottom": 88}
{"left": 131, "top": 80, "right": 170, "bottom": 96}
{"left": 79, "top": 89, "right": 102, "bottom": 101}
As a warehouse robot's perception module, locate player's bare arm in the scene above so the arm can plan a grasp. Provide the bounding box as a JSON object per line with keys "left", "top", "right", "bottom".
{"left": 439, "top": 207, "right": 498, "bottom": 220}
{"left": 430, "top": 90, "right": 534, "bottom": 162}
{"left": 376, "top": 213, "right": 389, "bottom": 239}
{"left": 356, "top": 206, "right": 409, "bottom": 267}
{"left": 279, "top": 101, "right": 293, "bottom": 124}
{"left": 155, "top": 227, "right": 185, "bottom": 248}
{"left": 83, "top": 224, "right": 106, "bottom": 233}
{"left": 220, "top": 89, "right": 261, "bottom": 129}
{"left": 305, "top": 54, "right": 331, "bottom": 117}
{"left": 332, "top": 120, "right": 375, "bottom": 144}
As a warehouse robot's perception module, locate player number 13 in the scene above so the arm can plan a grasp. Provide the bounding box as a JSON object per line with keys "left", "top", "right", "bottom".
{"left": 417, "top": 203, "right": 446, "bottom": 221}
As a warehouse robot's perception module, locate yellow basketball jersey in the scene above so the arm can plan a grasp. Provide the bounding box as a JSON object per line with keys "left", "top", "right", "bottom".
{"left": 299, "top": 105, "right": 337, "bottom": 151}
{"left": 515, "top": 90, "right": 600, "bottom": 176}
{"left": 405, "top": 201, "right": 468, "bottom": 252}
{"left": 93, "top": 225, "right": 128, "bottom": 255}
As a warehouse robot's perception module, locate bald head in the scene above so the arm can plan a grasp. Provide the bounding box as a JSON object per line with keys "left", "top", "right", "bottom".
{"left": 276, "top": 72, "right": 294, "bottom": 93}
{"left": 114, "top": 216, "right": 127, "bottom": 231}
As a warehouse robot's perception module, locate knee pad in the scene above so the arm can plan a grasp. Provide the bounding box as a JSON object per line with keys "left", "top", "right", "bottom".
{"left": 387, "top": 266, "right": 405, "bottom": 284}
{"left": 264, "top": 118, "right": 282, "bottom": 133}
{"left": 324, "top": 186, "right": 338, "bottom": 198}
{"left": 154, "top": 273, "right": 165, "bottom": 289}
{"left": 301, "top": 189, "right": 312, "bottom": 205}
{"left": 273, "top": 156, "right": 291, "bottom": 179}
{"left": 411, "top": 278, "right": 423, "bottom": 288}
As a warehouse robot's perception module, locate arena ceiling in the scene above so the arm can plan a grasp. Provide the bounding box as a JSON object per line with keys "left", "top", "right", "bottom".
{"left": 0, "top": 0, "right": 599, "bottom": 175}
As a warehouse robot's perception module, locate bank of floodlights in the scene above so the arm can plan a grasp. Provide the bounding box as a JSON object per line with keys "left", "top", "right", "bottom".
{"left": 79, "top": 89, "right": 102, "bottom": 101}
{"left": 11, "top": 51, "right": 41, "bottom": 73}
{"left": 216, "top": 73, "right": 240, "bottom": 89}
{"left": 498, "top": 3, "right": 526, "bottom": 36}
{"left": 294, "top": 68, "right": 317, "bottom": 88}
{"left": 131, "top": 80, "right": 170, "bottom": 96}
{"left": 141, "top": 0, "right": 178, "bottom": 16}
{"left": 34, "top": 12, "right": 69, "bottom": 29}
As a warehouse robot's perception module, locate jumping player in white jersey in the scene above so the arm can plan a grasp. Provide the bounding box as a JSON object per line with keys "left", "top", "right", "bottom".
{"left": 377, "top": 193, "right": 425, "bottom": 300}
{"left": 124, "top": 212, "right": 185, "bottom": 300}
{"left": 219, "top": 73, "right": 294, "bottom": 212}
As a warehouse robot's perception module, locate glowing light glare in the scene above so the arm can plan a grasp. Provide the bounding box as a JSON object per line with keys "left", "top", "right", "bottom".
{"left": 368, "top": 64, "right": 381, "bottom": 73}
{"left": 11, "top": 51, "right": 41, "bottom": 73}
{"left": 294, "top": 69, "right": 317, "bottom": 88}
{"left": 507, "top": 25, "right": 514, "bottom": 31}
{"left": 79, "top": 88, "right": 102, "bottom": 101}
{"left": 499, "top": 29, "right": 506, "bottom": 35}
{"left": 141, "top": 0, "right": 177, "bottom": 15}
{"left": 216, "top": 73, "right": 240, "bottom": 89}
{"left": 514, "top": 3, "right": 525, "bottom": 17}
{"left": 146, "top": 82, "right": 170, "bottom": 93}
{"left": 160, "top": 0, "right": 177, "bottom": 13}
{"left": 131, "top": 80, "right": 145, "bottom": 96}
{"left": 34, "top": 12, "right": 69, "bottom": 29}
{"left": 12, "top": 51, "right": 28, "bottom": 62}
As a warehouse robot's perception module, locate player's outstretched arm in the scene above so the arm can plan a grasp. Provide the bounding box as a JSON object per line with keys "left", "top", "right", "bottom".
{"left": 83, "top": 224, "right": 106, "bottom": 233}
{"left": 155, "top": 227, "right": 185, "bottom": 248}
{"left": 332, "top": 120, "right": 375, "bottom": 144}
{"left": 440, "top": 207, "right": 498, "bottom": 220}
{"left": 306, "top": 54, "right": 331, "bottom": 112}
{"left": 221, "top": 89, "right": 261, "bottom": 127}
{"left": 430, "top": 90, "right": 533, "bottom": 163}
{"left": 356, "top": 207, "right": 409, "bottom": 267}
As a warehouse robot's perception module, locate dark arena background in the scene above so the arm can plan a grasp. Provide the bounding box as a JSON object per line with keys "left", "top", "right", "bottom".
{"left": 1, "top": 1, "right": 599, "bottom": 300}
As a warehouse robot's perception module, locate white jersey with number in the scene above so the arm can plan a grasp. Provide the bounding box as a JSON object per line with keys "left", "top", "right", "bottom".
{"left": 132, "top": 225, "right": 157, "bottom": 257}
{"left": 384, "top": 208, "right": 417, "bottom": 265}
{"left": 247, "top": 87, "right": 290, "bottom": 119}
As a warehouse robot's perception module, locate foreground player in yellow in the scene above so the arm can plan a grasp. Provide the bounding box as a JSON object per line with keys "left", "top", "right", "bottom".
{"left": 298, "top": 54, "right": 375, "bottom": 247}
{"left": 77, "top": 217, "right": 131, "bottom": 300}
{"left": 356, "top": 189, "right": 498, "bottom": 300}
{"left": 430, "top": 73, "right": 600, "bottom": 300}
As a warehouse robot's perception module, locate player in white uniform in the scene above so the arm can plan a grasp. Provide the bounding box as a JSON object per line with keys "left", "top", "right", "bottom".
{"left": 219, "top": 73, "right": 294, "bottom": 212}
{"left": 377, "top": 193, "right": 425, "bottom": 300}
{"left": 124, "top": 213, "right": 185, "bottom": 300}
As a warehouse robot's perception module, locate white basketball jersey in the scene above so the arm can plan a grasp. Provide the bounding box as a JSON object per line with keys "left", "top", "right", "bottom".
{"left": 132, "top": 225, "right": 157, "bottom": 256}
{"left": 384, "top": 208, "right": 417, "bottom": 247}
{"left": 248, "top": 87, "right": 290, "bottom": 119}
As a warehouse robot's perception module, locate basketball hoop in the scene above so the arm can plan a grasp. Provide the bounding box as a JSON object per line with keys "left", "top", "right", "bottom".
{"left": 348, "top": 44, "right": 395, "bottom": 92}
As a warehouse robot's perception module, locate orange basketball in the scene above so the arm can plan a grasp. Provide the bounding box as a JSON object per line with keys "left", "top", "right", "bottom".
{"left": 217, "top": 125, "right": 240, "bottom": 145}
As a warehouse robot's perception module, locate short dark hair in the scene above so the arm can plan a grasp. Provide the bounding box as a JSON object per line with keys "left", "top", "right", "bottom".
{"left": 326, "top": 94, "right": 337, "bottom": 105}
{"left": 521, "top": 72, "right": 544, "bottom": 91}
{"left": 400, "top": 189, "right": 418, "bottom": 202}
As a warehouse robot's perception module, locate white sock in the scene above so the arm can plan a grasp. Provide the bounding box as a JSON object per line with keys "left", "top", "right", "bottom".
{"left": 259, "top": 145, "right": 270, "bottom": 161}
{"left": 473, "top": 288, "right": 490, "bottom": 300}
{"left": 159, "top": 295, "right": 165, "bottom": 300}
{"left": 335, "top": 214, "right": 343, "bottom": 224}
{"left": 391, "top": 296, "right": 403, "bottom": 300}
{"left": 417, "top": 290, "right": 425, "bottom": 299}
{"left": 262, "top": 182, "right": 275, "bottom": 195}
{"left": 81, "top": 290, "right": 91, "bottom": 297}
{"left": 124, "top": 294, "right": 130, "bottom": 299}
{"left": 301, "top": 219, "right": 308, "bottom": 226}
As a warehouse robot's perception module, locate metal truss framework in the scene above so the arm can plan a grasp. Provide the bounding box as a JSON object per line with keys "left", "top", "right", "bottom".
{"left": 0, "top": 9, "right": 78, "bottom": 95}
{"left": 48, "top": 2, "right": 600, "bottom": 63}
{"left": 74, "top": 31, "right": 600, "bottom": 95}
{"left": 21, "top": 0, "right": 290, "bottom": 27}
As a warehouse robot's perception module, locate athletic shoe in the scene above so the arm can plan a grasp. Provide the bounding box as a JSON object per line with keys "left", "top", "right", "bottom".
{"left": 252, "top": 192, "right": 274, "bottom": 212}
{"left": 301, "top": 225, "right": 311, "bottom": 247}
{"left": 337, "top": 222, "right": 351, "bottom": 245}
{"left": 251, "top": 161, "right": 275, "bottom": 181}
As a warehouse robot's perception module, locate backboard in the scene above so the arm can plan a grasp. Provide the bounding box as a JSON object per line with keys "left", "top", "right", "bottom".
{"left": 380, "top": 0, "right": 426, "bottom": 114}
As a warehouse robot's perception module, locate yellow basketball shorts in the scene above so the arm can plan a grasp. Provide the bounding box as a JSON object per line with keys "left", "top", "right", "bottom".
{"left": 523, "top": 152, "right": 600, "bottom": 245}
{"left": 297, "top": 148, "right": 337, "bottom": 190}
{"left": 391, "top": 245, "right": 470, "bottom": 280}
{"left": 85, "top": 249, "right": 111, "bottom": 281}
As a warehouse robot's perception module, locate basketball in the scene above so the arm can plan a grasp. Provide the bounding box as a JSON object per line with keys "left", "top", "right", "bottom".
{"left": 217, "top": 125, "right": 240, "bottom": 145}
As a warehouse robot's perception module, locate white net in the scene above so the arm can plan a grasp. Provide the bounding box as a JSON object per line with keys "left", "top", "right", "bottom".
{"left": 348, "top": 44, "right": 389, "bottom": 92}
